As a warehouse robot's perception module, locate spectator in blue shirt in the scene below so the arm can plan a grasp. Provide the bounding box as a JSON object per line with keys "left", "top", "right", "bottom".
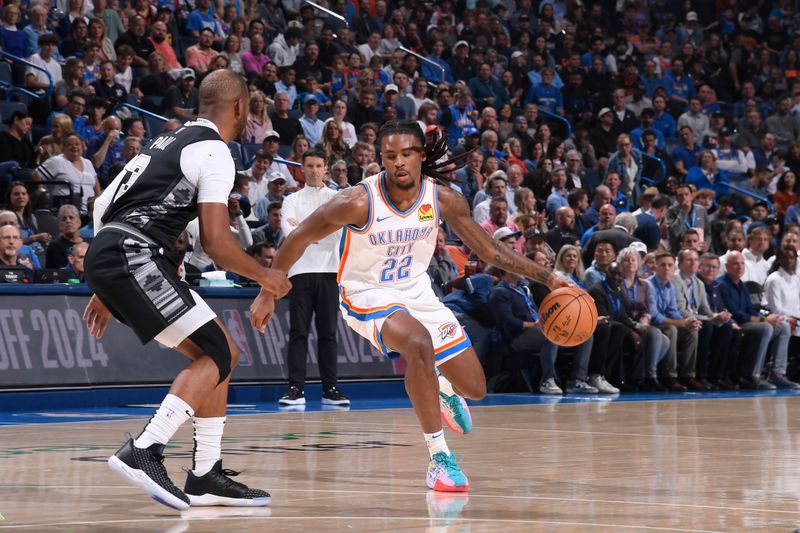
{"left": 526, "top": 67, "right": 563, "bottom": 115}
{"left": 663, "top": 58, "right": 695, "bottom": 113}
{"left": 467, "top": 63, "right": 507, "bottom": 109}
{"left": 640, "top": 59, "right": 666, "bottom": 98}
{"left": 421, "top": 40, "right": 454, "bottom": 84}
{"left": 630, "top": 108, "right": 666, "bottom": 149}
{"left": 545, "top": 168, "right": 569, "bottom": 221}
{"left": 671, "top": 126, "right": 701, "bottom": 178}
{"left": 652, "top": 94, "right": 677, "bottom": 140}
{"left": 646, "top": 251, "right": 699, "bottom": 392}
{"left": 185, "top": 0, "right": 220, "bottom": 39}
{"left": 717, "top": 251, "right": 794, "bottom": 390}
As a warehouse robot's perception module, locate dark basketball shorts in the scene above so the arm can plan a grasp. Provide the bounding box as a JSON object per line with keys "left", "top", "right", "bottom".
{"left": 84, "top": 222, "right": 217, "bottom": 347}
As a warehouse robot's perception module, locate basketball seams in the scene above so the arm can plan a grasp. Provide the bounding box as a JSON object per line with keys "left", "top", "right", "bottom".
{"left": 541, "top": 287, "right": 598, "bottom": 347}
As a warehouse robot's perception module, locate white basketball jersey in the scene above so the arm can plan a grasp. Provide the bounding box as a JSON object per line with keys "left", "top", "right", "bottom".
{"left": 338, "top": 172, "right": 439, "bottom": 297}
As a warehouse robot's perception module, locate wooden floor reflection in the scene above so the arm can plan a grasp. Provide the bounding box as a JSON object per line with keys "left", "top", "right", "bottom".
{"left": 2, "top": 396, "right": 800, "bottom": 532}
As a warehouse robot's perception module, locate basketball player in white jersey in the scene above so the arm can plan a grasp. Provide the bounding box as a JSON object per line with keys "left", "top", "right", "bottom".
{"left": 252, "top": 120, "right": 568, "bottom": 492}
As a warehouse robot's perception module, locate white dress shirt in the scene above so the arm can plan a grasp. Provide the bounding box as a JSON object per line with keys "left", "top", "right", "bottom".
{"left": 764, "top": 268, "right": 800, "bottom": 318}
{"left": 742, "top": 248, "right": 774, "bottom": 286}
{"left": 280, "top": 185, "right": 341, "bottom": 277}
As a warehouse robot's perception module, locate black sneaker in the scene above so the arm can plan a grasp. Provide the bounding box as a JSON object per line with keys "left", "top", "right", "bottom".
{"left": 184, "top": 460, "right": 271, "bottom": 507}
{"left": 107, "top": 437, "right": 190, "bottom": 511}
{"left": 278, "top": 386, "right": 305, "bottom": 405}
{"left": 322, "top": 386, "right": 350, "bottom": 406}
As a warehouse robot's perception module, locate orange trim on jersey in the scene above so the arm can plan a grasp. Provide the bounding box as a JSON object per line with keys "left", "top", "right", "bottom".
{"left": 434, "top": 330, "right": 468, "bottom": 354}
{"left": 347, "top": 181, "right": 374, "bottom": 234}
{"left": 378, "top": 173, "right": 427, "bottom": 217}
{"left": 340, "top": 287, "right": 408, "bottom": 315}
{"left": 337, "top": 229, "right": 351, "bottom": 285}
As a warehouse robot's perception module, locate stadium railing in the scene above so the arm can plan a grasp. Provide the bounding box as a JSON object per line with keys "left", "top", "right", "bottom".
{"left": 0, "top": 50, "right": 53, "bottom": 104}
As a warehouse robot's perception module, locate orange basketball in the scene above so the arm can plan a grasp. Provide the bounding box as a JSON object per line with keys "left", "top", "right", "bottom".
{"left": 538, "top": 286, "right": 598, "bottom": 347}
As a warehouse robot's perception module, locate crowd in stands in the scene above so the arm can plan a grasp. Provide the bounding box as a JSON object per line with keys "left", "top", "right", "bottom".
{"left": 2, "top": 0, "right": 800, "bottom": 394}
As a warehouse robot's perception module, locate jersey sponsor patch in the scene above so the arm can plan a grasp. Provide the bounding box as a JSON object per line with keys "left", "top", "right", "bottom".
{"left": 438, "top": 322, "right": 457, "bottom": 340}
{"left": 418, "top": 203, "right": 434, "bottom": 222}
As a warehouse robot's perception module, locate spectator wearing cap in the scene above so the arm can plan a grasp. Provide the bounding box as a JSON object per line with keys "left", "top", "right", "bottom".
{"left": 252, "top": 172, "right": 288, "bottom": 220}
{"left": 269, "top": 91, "right": 304, "bottom": 146}
{"left": 267, "top": 26, "right": 302, "bottom": 67}
{"left": 677, "top": 11, "right": 704, "bottom": 48}
{"left": 630, "top": 108, "right": 666, "bottom": 150}
{"left": 589, "top": 107, "right": 620, "bottom": 160}
{"left": 488, "top": 230, "right": 597, "bottom": 395}
{"left": 162, "top": 68, "right": 198, "bottom": 120}
{"left": 449, "top": 40, "right": 477, "bottom": 84}
{"left": 257, "top": 130, "right": 297, "bottom": 186}
{"left": 702, "top": 109, "right": 727, "bottom": 149}
{"left": 185, "top": 28, "right": 219, "bottom": 75}
{"left": 299, "top": 95, "right": 325, "bottom": 147}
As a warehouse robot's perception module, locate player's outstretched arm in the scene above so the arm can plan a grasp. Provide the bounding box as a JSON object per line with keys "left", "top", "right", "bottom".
{"left": 250, "top": 185, "right": 371, "bottom": 332}
{"left": 198, "top": 202, "right": 291, "bottom": 298}
{"left": 438, "top": 186, "right": 570, "bottom": 290}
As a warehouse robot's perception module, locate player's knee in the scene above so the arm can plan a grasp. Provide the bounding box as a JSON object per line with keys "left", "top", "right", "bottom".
{"left": 405, "top": 334, "right": 435, "bottom": 366}
{"left": 460, "top": 378, "right": 486, "bottom": 401}
{"left": 188, "top": 321, "right": 233, "bottom": 384}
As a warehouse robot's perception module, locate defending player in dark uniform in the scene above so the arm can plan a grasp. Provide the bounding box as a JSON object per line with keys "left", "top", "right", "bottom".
{"left": 83, "top": 70, "right": 290, "bottom": 511}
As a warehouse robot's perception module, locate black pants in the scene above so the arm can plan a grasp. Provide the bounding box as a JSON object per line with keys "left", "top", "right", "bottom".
{"left": 287, "top": 272, "right": 339, "bottom": 391}
{"left": 698, "top": 321, "right": 735, "bottom": 380}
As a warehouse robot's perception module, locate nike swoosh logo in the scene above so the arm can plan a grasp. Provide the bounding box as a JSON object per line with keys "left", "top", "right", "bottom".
{"left": 376, "top": 215, "right": 393, "bottom": 222}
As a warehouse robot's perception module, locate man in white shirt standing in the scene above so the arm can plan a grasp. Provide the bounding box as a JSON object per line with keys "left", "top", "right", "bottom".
{"left": 742, "top": 226, "right": 774, "bottom": 285}
{"left": 278, "top": 149, "right": 349, "bottom": 407}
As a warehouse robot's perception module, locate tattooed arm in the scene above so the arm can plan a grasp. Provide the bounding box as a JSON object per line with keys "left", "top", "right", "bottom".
{"left": 438, "top": 186, "right": 570, "bottom": 289}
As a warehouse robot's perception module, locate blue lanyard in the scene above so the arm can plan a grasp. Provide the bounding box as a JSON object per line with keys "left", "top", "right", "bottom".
{"left": 503, "top": 281, "right": 538, "bottom": 321}
{"left": 684, "top": 207, "right": 696, "bottom": 229}
{"left": 603, "top": 280, "right": 621, "bottom": 316}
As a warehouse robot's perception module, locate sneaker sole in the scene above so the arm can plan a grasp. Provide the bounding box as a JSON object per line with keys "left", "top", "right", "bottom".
{"left": 428, "top": 479, "right": 469, "bottom": 492}
{"left": 278, "top": 398, "right": 306, "bottom": 405}
{"left": 439, "top": 395, "right": 472, "bottom": 435}
{"left": 108, "top": 455, "right": 190, "bottom": 511}
{"left": 321, "top": 398, "right": 350, "bottom": 406}
{"left": 187, "top": 493, "right": 272, "bottom": 507}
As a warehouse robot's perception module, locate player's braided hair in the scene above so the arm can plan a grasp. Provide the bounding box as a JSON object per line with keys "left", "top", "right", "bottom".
{"left": 377, "top": 120, "right": 476, "bottom": 184}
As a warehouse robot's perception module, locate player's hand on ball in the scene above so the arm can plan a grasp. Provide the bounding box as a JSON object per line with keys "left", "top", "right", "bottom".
{"left": 83, "top": 294, "right": 112, "bottom": 339}
{"left": 547, "top": 275, "right": 573, "bottom": 290}
{"left": 261, "top": 269, "right": 292, "bottom": 298}
{"left": 250, "top": 289, "right": 276, "bottom": 333}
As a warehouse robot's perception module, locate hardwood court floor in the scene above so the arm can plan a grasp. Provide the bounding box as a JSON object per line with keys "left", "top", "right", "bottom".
{"left": 2, "top": 395, "right": 800, "bottom": 532}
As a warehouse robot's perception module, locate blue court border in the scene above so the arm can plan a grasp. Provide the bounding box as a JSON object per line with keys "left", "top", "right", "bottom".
{"left": 1, "top": 381, "right": 800, "bottom": 426}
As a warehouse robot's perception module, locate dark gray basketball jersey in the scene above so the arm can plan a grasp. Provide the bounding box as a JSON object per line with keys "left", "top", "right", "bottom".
{"left": 98, "top": 120, "right": 233, "bottom": 249}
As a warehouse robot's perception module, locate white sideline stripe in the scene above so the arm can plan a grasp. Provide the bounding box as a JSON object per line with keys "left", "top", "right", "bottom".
{"left": 0, "top": 516, "right": 728, "bottom": 532}
{"left": 18, "top": 486, "right": 800, "bottom": 517}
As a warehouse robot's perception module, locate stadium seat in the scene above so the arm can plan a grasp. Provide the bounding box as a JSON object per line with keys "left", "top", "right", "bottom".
{"left": 242, "top": 143, "right": 262, "bottom": 162}
{"left": 0, "top": 100, "right": 26, "bottom": 121}
{"left": 229, "top": 141, "right": 245, "bottom": 170}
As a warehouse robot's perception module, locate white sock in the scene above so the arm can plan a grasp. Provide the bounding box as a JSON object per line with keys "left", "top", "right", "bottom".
{"left": 192, "top": 416, "right": 226, "bottom": 476}
{"left": 438, "top": 374, "right": 455, "bottom": 397}
{"left": 134, "top": 394, "right": 194, "bottom": 449}
{"left": 424, "top": 430, "right": 450, "bottom": 458}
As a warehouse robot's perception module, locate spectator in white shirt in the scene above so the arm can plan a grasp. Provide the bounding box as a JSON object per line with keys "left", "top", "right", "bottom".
{"left": 742, "top": 226, "right": 774, "bottom": 285}
{"left": 764, "top": 245, "right": 800, "bottom": 320}
{"left": 278, "top": 148, "right": 347, "bottom": 406}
